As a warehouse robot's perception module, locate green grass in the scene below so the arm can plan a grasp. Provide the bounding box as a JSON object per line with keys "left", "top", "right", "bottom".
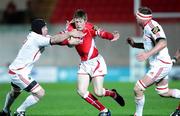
{"left": 0, "top": 81, "right": 179, "bottom": 116}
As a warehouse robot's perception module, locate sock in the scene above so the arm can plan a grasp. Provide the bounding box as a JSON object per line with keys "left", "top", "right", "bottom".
{"left": 3, "top": 92, "right": 16, "bottom": 113}
{"left": 100, "top": 108, "right": 108, "bottom": 112}
{"left": 17, "top": 95, "right": 39, "bottom": 112}
{"left": 178, "top": 103, "right": 180, "bottom": 110}
{"left": 83, "top": 92, "right": 106, "bottom": 111}
{"left": 172, "top": 89, "right": 180, "bottom": 98}
{"left": 135, "top": 95, "right": 145, "bottom": 116}
{"left": 103, "top": 88, "right": 116, "bottom": 98}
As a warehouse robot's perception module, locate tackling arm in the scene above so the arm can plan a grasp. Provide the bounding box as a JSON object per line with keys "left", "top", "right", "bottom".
{"left": 50, "top": 29, "right": 84, "bottom": 45}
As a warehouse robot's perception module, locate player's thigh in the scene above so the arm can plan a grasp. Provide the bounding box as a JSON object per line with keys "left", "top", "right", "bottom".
{"left": 156, "top": 77, "right": 168, "bottom": 86}
{"left": 77, "top": 74, "right": 90, "bottom": 92}
{"left": 137, "top": 65, "right": 170, "bottom": 91}
{"left": 11, "top": 74, "right": 34, "bottom": 90}
{"left": 135, "top": 75, "right": 154, "bottom": 92}
{"left": 155, "top": 76, "right": 169, "bottom": 95}
{"left": 92, "top": 55, "right": 107, "bottom": 77}
{"left": 92, "top": 76, "right": 104, "bottom": 93}
{"left": 11, "top": 74, "right": 43, "bottom": 95}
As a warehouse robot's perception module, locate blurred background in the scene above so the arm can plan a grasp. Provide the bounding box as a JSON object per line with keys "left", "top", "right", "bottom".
{"left": 0, "top": 0, "right": 180, "bottom": 83}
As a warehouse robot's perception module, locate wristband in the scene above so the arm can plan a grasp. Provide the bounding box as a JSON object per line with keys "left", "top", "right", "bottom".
{"left": 172, "top": 56, "right": 177, "bottom": 64}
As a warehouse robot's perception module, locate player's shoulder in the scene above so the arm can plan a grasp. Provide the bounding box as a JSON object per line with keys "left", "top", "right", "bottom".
{"left": 85, "top": 22, "right": 94, "bottom": 28}
{"left": 145, "top": 20, "right": 161, "bottom": 34}
{"left": 151, "top": 20, "right": 162, "bottom": 27}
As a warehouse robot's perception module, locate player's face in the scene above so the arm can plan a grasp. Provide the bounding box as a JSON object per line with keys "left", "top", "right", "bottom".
{"left": 136, "top": 16, "right": 143, "bottom": 27}
{"left": 74, "top": 18, "right": 86, "bottom": 31}
{"left": 41, "top": 26, "right": 48, "bottom": 36}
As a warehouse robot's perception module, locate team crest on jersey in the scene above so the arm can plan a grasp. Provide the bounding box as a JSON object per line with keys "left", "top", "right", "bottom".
{"left": 151, "top": 26, "right": 160, "bottom": 34}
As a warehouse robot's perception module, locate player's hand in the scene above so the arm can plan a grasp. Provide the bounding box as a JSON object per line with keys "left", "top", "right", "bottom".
{"left": 68, "top": 37, "right": 83, "bottom": 45}
{"left": 69, "top": 29, "right": 86, "bottom": 38}
{"left": 126, "top": 37, "right": 135, "bottom": 47}
{"left": 66, "top": 20, "right": 74, "bottom": 27}
{"left": 111, "top": 31, "right": 120, "bottom": 41}
{"left": 174, "top": 49, "right": 180, "bottom": 61}
{"left": 136, "top": 52, "right": 150, "bottom": 62}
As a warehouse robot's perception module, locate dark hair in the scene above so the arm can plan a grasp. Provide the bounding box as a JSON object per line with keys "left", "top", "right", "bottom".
{"left": 138, "top": 7, "right": 152, "bottom": 15}
{"left": 73, "top": 9, "right": 87, "bottom": 20}
{"left": 31, "top": 19, "right": 46, "bottom": 34}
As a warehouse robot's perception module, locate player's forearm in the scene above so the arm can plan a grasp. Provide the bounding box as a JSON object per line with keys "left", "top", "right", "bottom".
{"left": 50, "top": 33, "right": 70, "bottom": 45}
{"left": 97, "top": 30, "right": 114, "bottom": 40}
{"left": 147, "top": 39, "right": 167, "bottom": 57}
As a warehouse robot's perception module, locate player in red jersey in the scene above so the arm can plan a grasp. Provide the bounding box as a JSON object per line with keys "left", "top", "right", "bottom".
{"left": 59, "top": 9, "right": 125, "bottom": 116}
{"left": 171, "top": 49, "right": 180, "bottom": 116}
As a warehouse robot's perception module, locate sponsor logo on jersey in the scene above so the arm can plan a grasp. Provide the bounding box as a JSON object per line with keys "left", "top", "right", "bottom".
{"left": 151, "top": 26, "right": 160, "bottom": 34}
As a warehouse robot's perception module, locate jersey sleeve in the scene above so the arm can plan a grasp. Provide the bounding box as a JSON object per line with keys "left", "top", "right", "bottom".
{"left": 35, "top": 36, "right": 51, "bottom": 47}
{"left": 88, "top": 23, "right": 114, "bottom": 40}
{"left": 96, "top": 29, "right": 114, "bottom": 40}
{"left": 57, "top": 39, "right": 69, "bottom": 46}
{"left": 149, "top": 22, "right": 166, "bottom": 40}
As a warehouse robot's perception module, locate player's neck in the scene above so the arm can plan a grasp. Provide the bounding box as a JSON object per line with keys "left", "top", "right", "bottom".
{"left": 143, "top": 19, "right": 151, "bottom": 27}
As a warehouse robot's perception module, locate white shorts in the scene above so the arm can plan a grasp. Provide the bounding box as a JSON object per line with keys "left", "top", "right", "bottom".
{"left": 146, "top": 62, "right": 172, "bottom": 82}
{"left": 78, "top": 55, "right": 107, "bottom": 77}
{"left": 8, "top": 70, "right": 41, "bottom": 93}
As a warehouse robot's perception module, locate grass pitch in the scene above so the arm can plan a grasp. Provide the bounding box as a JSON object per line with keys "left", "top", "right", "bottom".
{"left": 0, "top": 81, "right": 179, "bottom": 116}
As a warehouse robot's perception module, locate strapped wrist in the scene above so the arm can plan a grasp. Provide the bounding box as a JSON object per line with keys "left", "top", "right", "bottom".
{"left": 172, "top": 56, "right": 177, "bottom": 64}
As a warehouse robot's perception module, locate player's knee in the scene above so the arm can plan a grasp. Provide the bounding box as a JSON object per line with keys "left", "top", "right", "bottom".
{"left": 77, "top": 89, "right": 86, "bottom": 97}
{"left": 94, "top": 89, "right": 103, "bottom": 97}
{"left": 156, "top": 90, "right": 169, "bottom": 97}
{"left": 39, "top": 88, "right": 45, "bottom": 98}
{"left": 35, "top": 88, "right": 45, "bottom": 99}
{"left": 155, "top": 85, "right": 169, "bottom": 97}
{"left": 134, "top": 80, "right": 146, "bottom": 93}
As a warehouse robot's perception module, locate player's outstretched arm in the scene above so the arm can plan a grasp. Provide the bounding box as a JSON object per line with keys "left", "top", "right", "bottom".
{"left": 126, "top": 37, "right": 144, "bottom": 49}
{"left": 111, "top": 31, "right": 120, "bottom": 41}
{"left": 68, "top": 37, "right": 83, "bottom": 46}
{"left": 50, "top": 29, "right": 84, "bottom": 45}
{"left": 96, "top": 28, "right": 118, "bottom": 41}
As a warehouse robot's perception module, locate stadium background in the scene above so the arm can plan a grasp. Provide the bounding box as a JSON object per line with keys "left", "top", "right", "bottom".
{"left": 0, "top": 0, "right": 179, "bottom": 115}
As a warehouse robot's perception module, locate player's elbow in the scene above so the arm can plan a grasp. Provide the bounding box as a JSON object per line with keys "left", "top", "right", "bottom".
{"left": 161, "top": 40, "right": 167, "bottom": 48}
{"left": 35, "top": 88, "right": 45, "bottom": 99}
{"left": 157, "top": 39, "right": 167, "bottom": 48}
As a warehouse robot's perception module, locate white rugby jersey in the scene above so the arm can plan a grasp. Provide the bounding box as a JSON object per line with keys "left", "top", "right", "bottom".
{"left": 143, "top": 20, "right": 172, "bottom": 66}
{"left": 9, "top": 32, "right": 51, "bottom": 75}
